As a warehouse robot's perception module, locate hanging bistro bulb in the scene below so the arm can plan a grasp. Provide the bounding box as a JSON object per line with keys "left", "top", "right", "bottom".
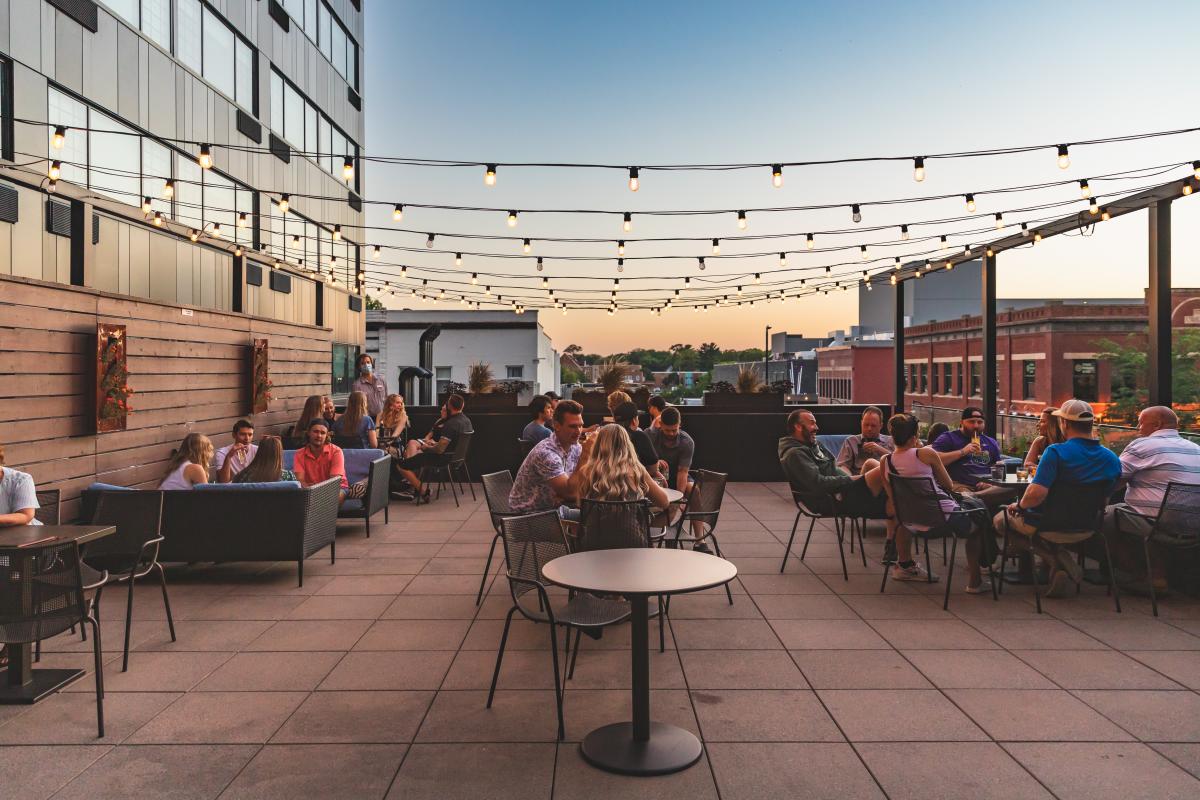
{"left": 779, "top": 252, "right": 787, "bottom": 267}
{"left": 617, "top": 240, "right": 626, "bottom": 257}
{"left": 342, "top": 156, "right": 355, "bottom": 182}
{"left": 771, "top": 163, "right": 783, "bottom": 188}
{"left": 1079, "top": 179, "right": 1092, "bottom": 199}
{"left": 994, "top": 213, "right": 1004, "bottom": 230}
{"left": 454, "top": 252, "right": 463, "bottom": 266}
{"left": 617, "top": 258, "right": 624, "bottom": 272}
{"left": 737, "top": 210, "right": 748, "bottom": 230}
{"left": 141, "top": 196, "right": 152, "bottom": 214}
{"left": 506, "top": 210, "right": 518, "bottom": 228}
{"left": 1020, "top": 222, "right": 1030, "bottom": 237}
{"left": 522, "top": 238, "right": 531, "bottom": 254}
{"left": 237, "top": 212, "right": 248, "bottom": 228}
{"left": 277, "top": 194, "right": 290, "bottom": 214}
{"left": 754, "top": 272, "right": 761, "bottom": 284}
{"left": 900, "top": 224, "right": 910, "bottom": 241}
{"left": 426, "top": 233, "right": 435, "bottom": 248}
{"left": 698, "top": 257, "right": 706, "bottom": 270}
{"left": 47, "top": 160, "right": 61, "bottom": 181}
{"left": 1193, "top": 161, "right": 1200, "bottom": 180}
{"left": 52, "top": 125, "right": 66, "bottom": 149}
{"left": 163, "top": 179, "right": 175, "bottom": 200}
{"left": 628, "top": 167, "right": 640, "bottom": 192}
{"left": 536, "top": 257, "right": 544, "bottom": 271}
{"left": 1185, "top": 183, "right": 1194, "bottom": 197}
{"left": 860, "top": 245, "right": 869, "bottom": 260}
{"left": 372, "top": 245, "right": 381, "bottom": 259}
{"left": 806, "top": 233, "right": 815, "bottom": 250}
{"left": 471, "top": 272, "right": 478, "bottom": 284}
{"left": 197, "top": 144, "right": 214, "bottom": 170}
{"left": 939, "top": 235, "right": 949, "bottom": 251}
{"left": 1089, "top": 198, "right": 1099, "bottom": 215}
{"left": 332, "top": 225, "right": 342, "bottom": 241}
{"left": 234, "top": 245, "right": 243, "bottom": 257}
{"left": 965, "top": 193, "right": 976, "bottom": 213}
{"left": 851, "top": 204, "right": 862, "bottom": 223}
{"left": 623, "top": 212, "right": 632, "bottom": 232}
{"left": 484, "top": 164, "right": 497, "bottom": 186}
{"left": 210, "top": 223, "right": 222, "bottom": 239}
{"left": 711, "top": 238, "right": 720, "bottom": 256}
{"left": 189, "top": 229, "right": 200, "bottom": 242}
{"left": 392, "top": 204, "right": 404, "bottom": 222}
{"left": 1100, "top": 208, "right": 1111, "bottom": 221}
{"left": 1057, "top": 144, "right": 1070, "bottom": 170}
{"left": 153, "top": 211, "right": 164, "bottom": 227}
{"left": 893, "top": 257, "right": 901, "bottom": 270}
{"left": 913, "top": 156, "right": 925, "bottom": 182}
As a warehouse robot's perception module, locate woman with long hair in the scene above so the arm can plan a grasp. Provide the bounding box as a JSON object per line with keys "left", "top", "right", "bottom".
{"left": 234, "top": 436, "right": 298, "bottom": 483}
{"left": 160, "top": 433, "right": 213, "bottom": 490}
{"left": 333, "top": 390, "right": 378, "bottom": 448}
{"left": 376, "top": 393, "right": 410, "bottom": 451}
{"left": 880, "top": 413, "right": 995, "bottom": 593}
{"left": 1024, "top": 408, "right": 1066, "bottom": 467}
{"left": 571, "top": 424, "right": 669, "bottom": 508}
{"left": 292, "top": 395, "right": 323, "bottom": 439}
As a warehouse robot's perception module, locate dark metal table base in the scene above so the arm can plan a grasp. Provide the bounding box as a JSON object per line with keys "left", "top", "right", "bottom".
{"left": 581, "top": 721, "right": 703, "bottom": 776}
{"left": 0, "top": 668, "right": 85, "bottom": 704}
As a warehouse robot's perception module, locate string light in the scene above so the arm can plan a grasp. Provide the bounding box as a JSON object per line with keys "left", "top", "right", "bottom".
{"left": 522, "top": 238, "right": 531, "bottom": 254}
{"left": 1089, "top": 198, "right": 1099, "bottom": 214}
{"left": 162, "top": 179, "right": 175, "bottom": 199}
{"left": 779, "top": 253, "right": 787, "bottom": 267}
{"left": 617, "top": 240, "right": 625, "bottom": 257}
{"left": 623, "top": 212, "right": 632, "bottom": 232}
{"left": 860, "top": 245, "right": 868, "bottom": 260}
{"left": 197, "top": 144, "right": 213, "bottom": 170}
{"left": 737, "top": 210, "right": 748, "bottom": 230}
{"left": 52, "top": 125, "right": 66, "bottom": 149}
{"left": 471, "top": 272, "right": 477, "bottom": 284}
{"left": 342, "top": 157, "right": 355, "bottom": 182}
{"left": 454, "top": 252, "right": 463, "bottom": 266}
{"left": 1079, "top": 179, "right": 1091, "bottom": 199}
{"left": 900, "top": 224, "right": 910, "bottom": 240}
{"left": 1033, "top": 231, "right": 1043, "bottom": 242}
{"left": 986, "top": 247, "right": 995, "bottom": 257}
{"left": 1021, "top": 222, "right": 1030, "bottom": 236}
{"left": 152, "top": 211, "right": 164, "bottom": 226}
{"left": 188, "top": 229, "right": 200, "bottom": 242}
{"left": 771, "top": 164, "right": 783, "bottom": 188}
{"left": 755, "top": 272, "right": 761, "bottom": 283}
{"left": 332, "top": 225, "right": 342, "bottom": 241}
{"left": 913, "top": 156, "right": 925, "bottom": 182}
{"left": 393, "top": 204, "right": 404, "bottom": 221}
{"left": 939, "top": 235, "right": 949, "bottom": 251}
{"left": 372, "top": 245, "right": 381, "bottom": 258}
{"left": 851, "top": 204, "right": 862, "bottom": 223}
{"left": 277, "top": 194, "right": 289, "bottom": 214}
{"left": 617, "top": 258, "right": 624, "bottom": 272}
{"left": 426, "top": 233, "right": 435, "bottom": 248}
{"left": 711, "top": 238, "right": 720, "bottom": 255}
{"left": 1194, "top": 161, "right": 1200, "bottom": 180}
{"left": 237, "top": 212, "right": 248, "bottom": 228}
{"left": 234, "top": 245, "right": 243, "bottom": 257}
{"left": 141, "top": 196, "right": 152, "bottom": 214}
{"left": 484, "top": 164, "right": 497, "bottom": 186}
{"left": 965, "top": 193, "right": 976, "bottom": 213}
{"left": 806, "top": 233, "right": 815, "bottom": 250}
{"left": 893, "top": 257, "right": 901, "bottom": 270}
{"left": 628, "top": 167, "right": 640, "bottom": 192}
{"left": 47, "top": 160, "right": 61, "bottom": 181}
{"left": 1185, "top": 183, "right": 1194, "bottom": 196}
{"left": 994, "top": 212, "right": 1004, "bottom": 230}
{"left": 698, "top": 257, "right": 706, "bottom": 270}
{"left": 1100, "top": 208, "right": 1111, "bottom": 221}
{"left": 536, "top": 257, "right": 544, "bottom": 271}
{"left": 210, "top": 223, "right": 222, "bottom": 239}
{"left": 506, "top": 210, "right": 518, "bottom": 228}
{"left": 1057, "top": 144, "right": 1070, "bottom": 169}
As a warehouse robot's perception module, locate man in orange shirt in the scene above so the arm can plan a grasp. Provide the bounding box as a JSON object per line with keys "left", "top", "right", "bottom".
{"left": 293, "top": 418, "right": 351, "bottom": 502}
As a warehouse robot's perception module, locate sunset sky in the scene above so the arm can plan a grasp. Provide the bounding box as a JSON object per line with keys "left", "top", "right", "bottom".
{"left": 363, "top": 0, "right": 1200, "bottom": 352}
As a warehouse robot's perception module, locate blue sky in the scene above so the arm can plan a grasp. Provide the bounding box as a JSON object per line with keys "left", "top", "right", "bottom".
{"left": 364, "top": 1, "right": 1200, "bottom": 351}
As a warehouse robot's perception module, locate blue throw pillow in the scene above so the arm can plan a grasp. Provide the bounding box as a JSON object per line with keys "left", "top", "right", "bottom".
{"left": 86, "top": 482, "right": 133, "bottom": 492}
{"left": 195, "top": 481, "right": 303, "bottom": 491}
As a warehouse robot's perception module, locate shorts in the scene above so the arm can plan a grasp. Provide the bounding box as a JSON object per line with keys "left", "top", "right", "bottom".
{"left": 838, "top": 478, "right": 888, "bottom": 519}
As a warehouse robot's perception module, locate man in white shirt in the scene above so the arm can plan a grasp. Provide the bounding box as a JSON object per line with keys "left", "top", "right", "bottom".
{"left": 214, "top": 419, "right": 258, "bottom": 483}
{"left": 1105, "top": 406, "right": 1200, "bottom": 590}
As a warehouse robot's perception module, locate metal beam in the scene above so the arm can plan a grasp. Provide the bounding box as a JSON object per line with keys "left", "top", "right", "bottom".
{"left": 894, "top": 278, "right": 906, "bottom": 413}
{"left": 981, "top": 252, "right": 998, "bottom": 436}
{"left": 1148, "top": 201, "right": 1172, "bottom": 406}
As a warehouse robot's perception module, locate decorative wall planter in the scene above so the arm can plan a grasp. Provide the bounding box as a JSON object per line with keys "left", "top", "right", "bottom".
{"left": 251, "top": 338, "right": 272, "bottom": 414}
{"left": 95, "top": 323, "right": 131, "bottom": 433}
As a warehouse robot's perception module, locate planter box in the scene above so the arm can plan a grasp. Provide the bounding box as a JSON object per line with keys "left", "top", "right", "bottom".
{"left": 461, "top": 392, "right": 519, "bottom": 411}
{"left": 703, "top": 392, "right": 785, "bottom": 411}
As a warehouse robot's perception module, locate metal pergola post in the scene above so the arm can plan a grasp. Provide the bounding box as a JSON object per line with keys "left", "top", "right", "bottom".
{"left": 981, "top": 252, "right": 998, "bottom": 435}
{"left": 1148, "top": 200, "right": 1172, "bottom": 407}
{"left": 894, "top": 278, "right": 906, "bottom": 413}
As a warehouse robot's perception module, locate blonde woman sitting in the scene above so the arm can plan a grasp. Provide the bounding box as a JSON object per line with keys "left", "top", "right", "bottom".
{"left": 160, "top": 433, "right": 213, "bottom": 490}
{"left": 566, "top": 424, "right": 669, "bottom": 534}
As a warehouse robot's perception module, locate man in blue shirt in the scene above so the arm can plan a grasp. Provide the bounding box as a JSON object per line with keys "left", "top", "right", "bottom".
{"left": 993, "top": 399, "right": 1121, "bottom": 598}
{"left": 932, "top": 406, "right": 1012, "bottom": 509}
{"left": 521, "top": 395, "right": 554, "bottom": 444}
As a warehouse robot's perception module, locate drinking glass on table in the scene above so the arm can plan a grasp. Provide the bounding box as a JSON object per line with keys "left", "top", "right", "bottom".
{"left": 1015, "top": 467, "right": 1028, "bottom": 482}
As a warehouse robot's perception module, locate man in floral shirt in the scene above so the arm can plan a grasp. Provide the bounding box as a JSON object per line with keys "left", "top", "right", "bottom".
{"left": 509, "top": 400, "right": 585, "bottom": 515}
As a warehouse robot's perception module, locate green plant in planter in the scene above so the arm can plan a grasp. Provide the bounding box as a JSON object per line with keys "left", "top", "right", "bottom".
{"left": 708, "top": 380, "right": 736, "bottom": 394}
{"left": 735, "top": 367, "right": 764, "bottom": 394}
{"left": 468, "top": 361, "right": 494, "bottom": 394}
{"left": 494, "top": 380, "right": 527, "bottom": 394}
{"left": 768, "top": 379, "right": 794, "bottom": 394}
{"left": 598, "top": 358, "right": 639, "bottom": 395}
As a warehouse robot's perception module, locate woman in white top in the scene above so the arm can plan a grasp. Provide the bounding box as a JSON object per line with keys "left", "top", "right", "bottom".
{"left": 880, "top": 413, "right": 992, "bottom": 594}
{"left": 0, "top": 441, "right": 41, "bottom": 527}
{"left": 160, "top": 433, "right": 213, "bottom": 490}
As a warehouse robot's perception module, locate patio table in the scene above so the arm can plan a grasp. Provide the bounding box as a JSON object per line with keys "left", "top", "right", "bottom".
{"left": 542, "top": 548, "right": 737, "bottom": 776}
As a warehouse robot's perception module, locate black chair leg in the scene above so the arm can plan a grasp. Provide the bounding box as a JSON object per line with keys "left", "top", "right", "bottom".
{"left": 723, "top": 580, "right": 734, "bottom": 606}
{"left": 487, "top": 606, "right": 517, "bottom": 707}
{"left": 658, "top": 595, "right": 666, "bottom": 653}
{"left": 857, "top": 519, "right": 868, "bottom": 568}
{"left": 834, "top": 517, "right": 849, "bottom": 582}
{"left": 998, "top": 522, "right": 1012, "bottom": 596}
{"left": 464, "top": 466, "right": 476, "bottom": 501}
{"left": 568, "top": 627, "right": 583, "bottom": 679}
{"left": 548, "top": 623, "right": 565, "bottom": 741}
{"left": 1029, "top": 535, "right": 1044, "bottom": 614}
{"left": 1102, "top": 533, "right": 1123, "bottom": 614}
{"left": 157, "top": 563, "right": 177, "bottom": 643}
{"left": 943, "top": 536, "right": 958, "bottom": 611}
{"left": 879, "top": 559, "right": 890, "bottom": 593}
{"left": 799, "top": 516, "right": 817, "bottom": 561}
{"left": 122, "top": 571, "right": 137, "bottom": 672}
{"left": 781, "top": 511, "right": 802, "bottom": 572}
{"left": 447, "top": 470, "right": 460, "bottom": 508}
{"left": 476, "top": 533, "right": 501, "bottom": 606}
{"left": 87, "top": 615, "right": 104, "bottom": 738}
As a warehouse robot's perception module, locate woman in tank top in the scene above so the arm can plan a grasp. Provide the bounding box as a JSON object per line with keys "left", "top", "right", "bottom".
{"left": 880, "top": 413, "right": 993, "bottom": 595}
{"left": 160, "top": 433, "right": 213, "bottom": 490}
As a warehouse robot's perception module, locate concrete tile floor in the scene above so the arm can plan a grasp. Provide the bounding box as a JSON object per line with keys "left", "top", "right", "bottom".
{"left": 3, "top": 481, "right": 1200, "bottom": 797}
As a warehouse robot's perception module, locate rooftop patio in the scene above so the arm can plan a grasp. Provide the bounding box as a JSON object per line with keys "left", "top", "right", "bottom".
{"left": 3, "top": 485, "right": 1199, "bottom": 799}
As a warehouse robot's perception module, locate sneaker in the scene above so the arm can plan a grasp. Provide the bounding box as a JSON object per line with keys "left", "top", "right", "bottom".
{"left": 881, "top": 539, "right": 898, "bottom": 566}
{"left": 965, "top": 578, "right": 993, "bottom": 595}
{"left": 892, "top": 562, "right": 939, "bottom": 582}
{"left": 1044, "top": 569, "right": 1075, "bottom": 598}
{"left": 692, "top": 542, "right": 713, "bottom": 555}
{"left": 1056, "top": 549, "right": 1084, "bottom": 583}
{"left": 390, "top": 491, "right": 415, "bottom": 502}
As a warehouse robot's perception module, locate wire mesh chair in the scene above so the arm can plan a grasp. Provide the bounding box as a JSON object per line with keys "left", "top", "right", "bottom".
{"left": 999, "top": 481, "right": 1119, "bottom": 614}
{"left": 882, "top": 474, "right": 997, "bottom": 611}
{"left": 83, "top": 491, "right": 175, "bottom": 671}
{"left": 477, "top": 470, "right": 524, "bottom": 605}
{"left": 34, "top": 488, "right": 61, "bottom": 525}
{"left": 487, "top": 511, "right": 631, "bottom": 740}
{"left": 779, "top": 489, "right": 863, "bottom": 581}
{"left": 670, "top": 470, "right": 734, "bottom": 604}
{"left": 1115, "top": 481, "right": 1200, "bottom": 616}
{"left": 418, "top": 431, "right": 476, "bottom": 507}
{"left": 1, "top": 541, "right": 106, "bottom": 736}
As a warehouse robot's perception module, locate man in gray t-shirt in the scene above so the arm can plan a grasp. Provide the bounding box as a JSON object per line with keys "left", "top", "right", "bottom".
{"left": 646, "top": 407, "right": 695, "bottom": 493}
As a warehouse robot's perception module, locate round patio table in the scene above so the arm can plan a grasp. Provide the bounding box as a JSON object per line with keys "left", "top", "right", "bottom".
{"left": 662, "top": 488, "right": 684, "bottom": 505}
{"left": 541, "top": 548, "right": 737, "bottom": 776}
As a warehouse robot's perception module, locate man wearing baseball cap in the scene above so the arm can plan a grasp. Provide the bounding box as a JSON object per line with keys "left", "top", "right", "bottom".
{"left": 993, "top": 398, "right": 1121, "bottom": 598}
{"left": 930, "top": 406, "right": 1011, "bottom": 507}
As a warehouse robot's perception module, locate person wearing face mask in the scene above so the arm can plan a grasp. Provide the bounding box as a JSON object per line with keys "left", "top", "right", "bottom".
{"left": 351, "top": 354, "right": 388, "bottom": 418}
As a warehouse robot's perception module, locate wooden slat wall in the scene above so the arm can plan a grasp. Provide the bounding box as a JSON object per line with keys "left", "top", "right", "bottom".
{"left": 0, "top": 274, "right": 334, "bottom": 522}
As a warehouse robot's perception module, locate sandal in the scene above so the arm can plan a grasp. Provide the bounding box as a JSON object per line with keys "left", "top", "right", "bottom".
{"left": 965, "top": 579, "right": 993, "bottom": 595}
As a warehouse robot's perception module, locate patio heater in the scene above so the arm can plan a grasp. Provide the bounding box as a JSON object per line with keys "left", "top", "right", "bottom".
{"left": 418, "top": 324, "right": 441, "bottom": 406}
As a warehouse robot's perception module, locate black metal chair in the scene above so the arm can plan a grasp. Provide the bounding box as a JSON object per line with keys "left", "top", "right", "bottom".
{"left": 337, "top": 453, "right": 391, "bottom": 537}
{"left": 1114, "top": 482, "right": 1200, "bottom": 617}
{"left": 34, "top": 488, "right": 61, "bottom": 525}
{"left": 477, "top": 470, "right": 531, "bottom": 606}
{"left": 2, "top": 541, "right": 106, "bottom": 737}
{"left": 999, "top": 481, "right": 1120, "bottom": 615}
{"left": 671, "top": 470, "right": 734, "bottom": 604}
{"left": 487, "top": 511, "right": 631, "bottom": 740}
{"left": 882, "top": 474, "right": 997, "bottom": 611}
{"left": 418, "top": 431, "right": 476, "bottom": 507}
{"left": 84, "top": 491, "right": 175, "bottom": 671}
{"left": 779, "top": 490, "right": 864, "bottom": 581}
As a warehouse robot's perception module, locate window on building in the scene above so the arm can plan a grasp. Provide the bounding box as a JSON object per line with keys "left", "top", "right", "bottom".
{"left": 270, "top": 68, "right": 360, "bottom": 189}
{"left": 332, "top": 344, "right": 359, "bottom": 396}
{"left": 177, "top": 1, "right": 256, "bottom": 113}
{"left": 436, "top": 367, "right": 452, "bottom": 397}
{"left": 102, "top": 0, "right": 171, "bottom": 50}
{"left": 931, "top": 365, "right": 939, "bottom": 395}
{"left": 1072, "top": 359, "right": 1099, "bottom": 402}
{"left": 943, "top": 363, "right": 953, "bottom": 396}
{"left": 1021, "top": 360, "right": 1037, "bottom": 400}
{"left": 90, "top": 112, "right": 140, "bottom": 204}
{"left": 506, "top": 365, "right": 524, "bottom": 380}
{"left": 0, "top": 57, "right": 13, "bottom": 162}
{"left": 956, "top": 362, "right": 964, "bottom": 396}
{"left": 970, "top": 361, "right": 981, "bottom": 397}
{"left": 918, "top": 363, "right": 928, "bottom": 394}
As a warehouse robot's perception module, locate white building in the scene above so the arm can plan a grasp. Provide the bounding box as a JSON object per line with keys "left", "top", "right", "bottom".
{"left": 367, "top": 310, "right": 560, "bottom": 405}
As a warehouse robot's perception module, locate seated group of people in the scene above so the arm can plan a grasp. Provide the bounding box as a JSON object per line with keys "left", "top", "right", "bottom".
{"left": 509, "top": 396, "right": 702, "bottom": 545}
{"left": 780, "top": 400, "right": 1200, "bottom": 599}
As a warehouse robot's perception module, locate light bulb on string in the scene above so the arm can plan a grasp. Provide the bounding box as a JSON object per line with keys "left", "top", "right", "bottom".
{"left": 372, "top": 245, "right": 381, "bottom": 259}
{"left": 210, "top": 223, "right": 222, "bottom": 239}
{"left": 342, "top": 157, "right": 354, "bottom": 182}
{"left": 628, "top": 167, "right": 640, "bottom": 192}
{"left": 277, "top": 194, "right": 289, "bottom": 214}
{"left": 1021, "top": 223, "right": 1030, "bottom": 237}
{"left": 900, "top": 224, "right": 910, "bottom": 240}
{"left": 965, "top": 194, "right": 976, "bottom": 213}
{"left": 506, "top": 210, "right": 518, "bottom": 228}
{"left": 623, "top": 212, "right": 632, "bottom": 232}
{"left": 779, "top": 253, "right": 787, "bottom": 267}
{"left": 893, "top": 257, "right": 901, "bottom": 270}
{"left": 234, "top": 245, "right": 243, "bottom": 257}
{"left": 237, "top": 212, "right": 248, "bottom": 228}
{"left": 153, "top": 212, "right": 164, "bottom": 227}
{"left": 392, "top": 204, "right": 404, "bottom": 222}
{"left": 1193, "top": 161, "right": 1200, "bottom": 180}
{"left": 163, "top": 179, "right": 175, "bottom": 199}
{"left": 617, "top": 240, "right": 625, "bottom": 257}
{"left": 332, "top": 225, "right": 342, "bottom": 241}
{"left": 1100, "top": 208, "right": 1111, "bottom": 221}
{"left": 806, "top": 233, "right": 814, "bottom": 250}
{"left": 994, "top": 213, "right": 1004, "bottom": 230}
{"left": 711, "top": 239, "right": 720, "bottom": 255}
{"left": 1033, "top": 231, "right": 1043, "bottom": 242}
{"left": 522, "top": 238, "right": 531, "bottom": 254}
{"left": 851, "top": 204, "right": 862, "bottom": 223}
{"left": 737, "top": 210, "right": 748, "bottom": 230}
{"left": 860, "top": 245, "right": 869, "bottom": 260}
{"left": 188, "top": 229, "right": 200, "bottom": 242}
{"left": 484, "top": 164, "right": 497, "bottom": 186}
{"left": 1089, "top": 198, "right": 1099, "bottom": 215}
{"left": 52, "top": 125, "right": 66, "bottom": 149}
{"left": 197, "top": 144, "right": 213, "bottom": 170}
{"left": 913, "top": 156, "right": 925, "bottom": 182}
{"left": 1079, "top": 179, "right": 1091, "bottom": 199}
{"left": 426, "top": 233, "right": 435, "bottom": 248}
{"left": 939, "top": 235, "right": 949, "bottom": 252}
{"left": 1185, "top": 183, "right": 1194, "bottom": 196}
{"left": 754, "top": 273, "right": 761, "bottom": 284}
{"left": 771, "top": 164, "right": 783, "bottom": 188}
{"left": 1057, "top": 144, "right": 1070, "bottom": 169}
{"left": 47, "top": 160, "right": 61, "bottom": 181}
{"left": 617, "top": 258, "right": 624, "bottom": 272}
{"left": 454, "top": 252, "right": 462, "bottom": 266}
{"left": 470, "top": 272, "right": 477, "bottom": 284}
{"left": 141, "top": 196, "right": 152, "bottom": 214}
{"left": 698, "top": 257, "right": 706, "bottom": 270}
